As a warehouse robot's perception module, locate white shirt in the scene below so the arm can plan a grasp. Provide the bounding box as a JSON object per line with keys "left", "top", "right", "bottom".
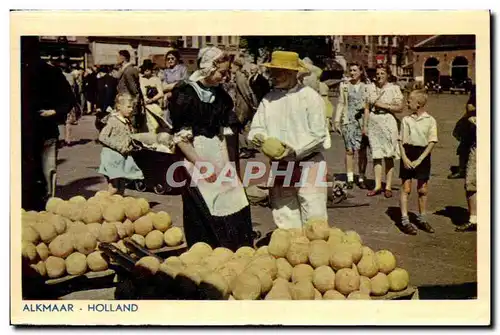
{"left": 248, "top": 84, "right": 331, "bottom": 160}
{"left": 399, "top": 112, "right": 438, "bottom": 147}
{"left": 139, "top": 75, "right": 163, "bottom": 101}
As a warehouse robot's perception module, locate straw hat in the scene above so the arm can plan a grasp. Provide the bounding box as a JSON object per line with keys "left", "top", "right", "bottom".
{"left": 263, "top": 51, "right": 308, "bottom": 72}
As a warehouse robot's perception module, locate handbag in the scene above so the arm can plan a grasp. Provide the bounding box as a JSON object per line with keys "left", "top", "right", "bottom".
{"left": 145, "top": 85, "right": 159, "bottom": 100}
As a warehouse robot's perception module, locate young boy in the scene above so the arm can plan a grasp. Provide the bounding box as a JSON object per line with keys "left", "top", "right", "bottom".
{"left": 398, "top": 90, "right": 438, "bottom": 235}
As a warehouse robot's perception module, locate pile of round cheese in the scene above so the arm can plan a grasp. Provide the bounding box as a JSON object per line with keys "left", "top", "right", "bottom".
{"left": 140, "top": 218, "right": 410, "bottom": 300}
{"left": 262, "top": 219, "right": 410, "bottom": 300}
{"left": 21, "top": 192, "right": 184, "bottom": 279}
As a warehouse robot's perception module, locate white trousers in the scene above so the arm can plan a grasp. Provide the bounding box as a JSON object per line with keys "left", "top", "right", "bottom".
{"left": 269, "top": 153, "right": 329, "bottom": 229}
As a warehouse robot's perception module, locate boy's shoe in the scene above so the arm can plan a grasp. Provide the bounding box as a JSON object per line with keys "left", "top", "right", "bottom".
{"left": 400, "top": 222, "right": 418, "bottom": 235}
{"left": 455, "top": 222, "right": 477, "bottom": 232}
{"left": 418, "top": 221, "right": 435, "bottom": 233}
{"left": 415, "top": 215, "right": 435, "bottom": 233}
{"left": 346, "top": 181, "right": 354, "bottom": 189}
{"left": 400, "top": 216, "right": 418, "bottom": 235}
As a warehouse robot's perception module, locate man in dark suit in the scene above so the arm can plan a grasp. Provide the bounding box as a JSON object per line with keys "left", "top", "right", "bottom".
{"left": 231, "top": 58, "right": 259, "bottom": 159}
{"left": 116, "top": 50, "right": 142, "bottom": 129}
{"left": 95, "top": 65, "right": 118, "bottom": 132}
{"left": 248, "top": 64, "right": 271, "bottom": 104}
{"left": 21, "top": 36, "right": 75, "bottom": 210}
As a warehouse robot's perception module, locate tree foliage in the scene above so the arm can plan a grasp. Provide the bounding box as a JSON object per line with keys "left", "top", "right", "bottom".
{"left": 240, "top": 36, "right": 331, "bottom": 66}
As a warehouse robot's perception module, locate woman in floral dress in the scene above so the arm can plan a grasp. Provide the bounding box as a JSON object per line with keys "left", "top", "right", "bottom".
{"left": 334, "top": 62, "right": 370, "bottom": 189}
{"left": 365, "top": 64, "right": 404, "bottom": 198}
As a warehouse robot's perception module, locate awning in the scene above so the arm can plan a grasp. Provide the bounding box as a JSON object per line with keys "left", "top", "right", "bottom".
{"left": 91, "top": 42, "right": 136, "bottom": 65}
{"left": 138, "top": 45, "right": 174, "bottom": 65}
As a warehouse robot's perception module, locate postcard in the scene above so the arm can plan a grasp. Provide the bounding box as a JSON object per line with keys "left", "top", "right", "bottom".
{"left": 11, "top": 10, "right": 490, "bottom": 326}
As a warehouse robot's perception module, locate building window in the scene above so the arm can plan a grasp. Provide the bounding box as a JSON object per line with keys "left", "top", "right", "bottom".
{"left": 217, "top": 36, "right": 223, "bottom": 44}
{"left": 198, "top": 36, "right": 203, "bottom": 47}
{"left": 392, "top": 54, "right": 397, "bottom": 65}
{"left": 338, "top": 35, "right": 343, "bottom": 43}
{"left": 186, "top": 36, "right": 193, "bottom": 48}
{"left": 384, "top": 36, "right": 389, "bottom": 46}
{"left": 205, "top": 36, "right": 212, "bottom": 44}
{"left": 365, "top": 35, "right": 369, "bottom": 45}
{"left": 378, "top": 36, "right": 382, "bottom": 45}
{"left": 392, "top": 36, "right": 398, "bottom": 47}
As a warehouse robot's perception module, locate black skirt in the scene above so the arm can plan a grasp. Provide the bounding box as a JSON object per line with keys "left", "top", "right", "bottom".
{"left": 400, "top": 144, "right": 431, "bottom": 181}
{"left": 180, "top": 173, "right": 254, "bottom": 252}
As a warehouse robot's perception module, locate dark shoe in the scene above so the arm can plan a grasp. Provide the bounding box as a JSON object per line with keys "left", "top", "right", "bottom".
{"left": 400, "top": 223, "right": 418, "bottom": 235}
{"left": 367, "top": 189, "right": 382, "bottom": 197}
{"left": 455, "top": 222, "right": 477, "bottom": 232}
{"left": 358, "top": 180, "right": 367, "bottom": 189}
{"left": 384, "top": 189, "right": 393, "bottom": 198}
{"left": 346, "top": 181, "right": 354, "bottom": 189}
{"left": 447, "top": 172, "right": 466, "bottom": 179}
{"left": 239, "top": 151, "right": 254, "bottom": 159}
{"left": 418, "top": 221, "right": 435, "bottom": 233}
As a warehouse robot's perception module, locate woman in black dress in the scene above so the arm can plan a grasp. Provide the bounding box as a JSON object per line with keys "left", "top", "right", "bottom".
{"left": 169, "top": 47, "right": 253, "bottom": 251}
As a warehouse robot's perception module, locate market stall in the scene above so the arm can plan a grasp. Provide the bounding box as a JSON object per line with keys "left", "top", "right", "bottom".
{"left": 21, "top": 193, "right": 418, "bottom": 300}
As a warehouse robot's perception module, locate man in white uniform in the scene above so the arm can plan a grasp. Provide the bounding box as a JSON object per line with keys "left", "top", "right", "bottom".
{"left": 248, "top": 51, "right": 331, "bottom": 229}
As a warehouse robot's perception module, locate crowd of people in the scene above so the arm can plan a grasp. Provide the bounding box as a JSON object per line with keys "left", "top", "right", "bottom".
{"left": 21, "top": 36, "right": 478, "bottom": 254}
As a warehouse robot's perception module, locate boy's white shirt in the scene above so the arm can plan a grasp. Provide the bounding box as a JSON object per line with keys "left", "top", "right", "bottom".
{"left": 399, "top": 111, "right": 439, "bottom": 147}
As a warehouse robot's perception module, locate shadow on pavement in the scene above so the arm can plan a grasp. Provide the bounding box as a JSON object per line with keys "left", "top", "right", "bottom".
{"left": 434, "top": 206, "right": 469, "bottom": 226}
{"left": 66, "top": 139, "right": 93, "bottom": 147}
{"left": 417, "top": 282, "right": 477, "bottom": 300}
{"left": 56, "top": 158, "right": 67, "bottom": 165}
{"left": 55, "top": 176, "right": 104, "bottom": 200}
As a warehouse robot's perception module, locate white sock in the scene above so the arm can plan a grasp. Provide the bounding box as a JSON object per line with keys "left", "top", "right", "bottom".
{"left": 347, "top": 172, "right": 354, "bottom": 182}
{"left": 469, "top": 215, "right": 477, "bottom": 224}
{"left": 358, "top": 174, "right": 365, "bottom": 182}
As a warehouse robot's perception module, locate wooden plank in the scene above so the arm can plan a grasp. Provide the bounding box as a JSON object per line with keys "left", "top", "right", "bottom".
{"left": 372, "top": 286, "right": 417, "bottom": 300}
{"left": 59, "top": 287, "right": 116, "bottom": 300}
{"left": 149, "top": 242, "right": 188, "bottom": 254}
{"left": 45, "top": 269, "right": 115, "bottom": 285}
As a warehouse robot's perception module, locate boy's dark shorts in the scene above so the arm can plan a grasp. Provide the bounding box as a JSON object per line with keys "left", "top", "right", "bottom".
{"left": 400, "top": 144, "right": 431, "bottom": 181}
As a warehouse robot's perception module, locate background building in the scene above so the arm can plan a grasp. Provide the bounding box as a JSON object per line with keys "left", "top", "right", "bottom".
{"left": 87, "top": 36, "right": 180, "bottom": 67}
{"left": 36, "top": 35, "right": 241, "bottom": 73}
{"left": 411, "top": 35, "right": 476, "bottom": 85}
{"left": 38, "top": 36, "right": 90, "bottom": 68}
{"left": 177, "top": 36, "right": 241, "bottom": 72}
{"left": 332, "top": 35, "right": 432, "bottom": 77}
